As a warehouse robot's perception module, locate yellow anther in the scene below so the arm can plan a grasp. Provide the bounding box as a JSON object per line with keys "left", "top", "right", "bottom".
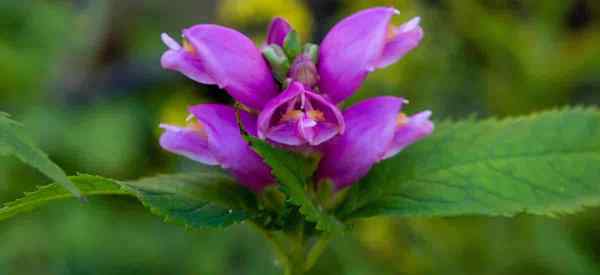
{"left": 396, "top": 113, "right": 409, "bottom": 127}
{"left": 307, "top": 110, "right": 325, "bottom": 121}
{"left": 182, "top": 38, "right": 197, "bottom": 55}
{"left": 187, "top": 120, "right": 208, "bottom": 138}
{"left": 280, "top": 110, "right": 304, "bottom": 122}
{"left": 385, "top": 25, "right": 397, "bottom": 42}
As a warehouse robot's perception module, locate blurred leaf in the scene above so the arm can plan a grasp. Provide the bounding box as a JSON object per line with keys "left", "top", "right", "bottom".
{"left": 0, "top": 174, "right": 129, "bottom": 221}
{"left": 121, "top": 171, "right": 256, "bottom": 229}
{"left": 340, "top": 108, "right": 600, "bottom": 219}
{"left": 0, "top": 170, "right": 256, "bottom": 229}
{"left": 0, "top": 113, "right": 81, "bottom": 197}
{"left": 249, "top": 137, "right": 344, "bottom": 232}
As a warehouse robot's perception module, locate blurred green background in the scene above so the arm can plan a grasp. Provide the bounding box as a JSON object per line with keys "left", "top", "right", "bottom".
{"left": 1, "top": 0, "right": 600, "bottom": 274}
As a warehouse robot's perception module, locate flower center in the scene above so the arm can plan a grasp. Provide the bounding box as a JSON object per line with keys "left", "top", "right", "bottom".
{"left": 396, "top": 113, "right": 409, "bottom": 127}
{"left": 186, "top": 115, "right": 208, "bottom": 138}
{"left": 182, "top": 38, "right": 197, "bottom": 56}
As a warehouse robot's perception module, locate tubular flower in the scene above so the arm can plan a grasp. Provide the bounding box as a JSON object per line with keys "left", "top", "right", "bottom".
{"left": 318, "top": 7, "right": 423, "bottom": 103}
{"left": 160, "top": 26, "right": 278, "bottom": 110}
{"left": 159, "top": 6, "right": 431, "bottom": 191}
{"left": 160, "top": 104, "right": 274, "bottom": 191}
{"left": 258, "top": 81, "right": 344, "bottom": 146}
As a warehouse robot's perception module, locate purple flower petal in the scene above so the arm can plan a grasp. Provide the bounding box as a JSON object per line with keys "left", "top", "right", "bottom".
{"left": 159, "top": 104, "right": 274, "bottom": 191}
{"left": 318, "top": 7, "right": 423, "bottom": 103}
{"left": 188, "top": 104, "right": 275, "bottom": 191}
{"left": 257, "top": 82, "right": 344, "bottom": 146}
{"left": 266, "top": 17, "right": 292, "bottom": 46}
{"left": 373, "top": 17, "right": 424, "bottom": 69}
{"left": 381, "top": 110, "right": 434, "bottom": 159}
{"left": 160, "top": 33, "right": 217, "bottom": 84}
{"left": 161, "top": 25, "right": 279, "bottom": 110}
{"left": 159, "top": 124, "right": 219, "bottom": 165}
{"left": 316, "top": 96, "right": 405, "bottom": 189}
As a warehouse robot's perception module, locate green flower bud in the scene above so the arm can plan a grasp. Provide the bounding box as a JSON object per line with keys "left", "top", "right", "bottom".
{"left": 283, "top": 30, "right": 302, "bottom": 60}
{"left": 262, "top": 44, "right": 290, "bottom": 83}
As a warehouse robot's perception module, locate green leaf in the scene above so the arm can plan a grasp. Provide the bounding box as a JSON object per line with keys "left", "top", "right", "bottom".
{"left": 339, "top": 108, "right": 600, "bottom": 219}
{"left": 0, "top": 112, "right": 81, "bottom": 197}
{"left": 249, "top": 137, "right": 344, "bottom": 232}
{"left": 0, "top": 170, "right": 256, "bottom": 229}
{"left": 0, "top": 174, "right": 130, "bottom": 221}
{"left": 121, "top": 170, "right": 256, "bottom": 229}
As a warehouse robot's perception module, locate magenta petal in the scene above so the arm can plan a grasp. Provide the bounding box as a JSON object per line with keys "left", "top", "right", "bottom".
{"left": 382, "top": 110, "right": 434, "bottom": 159}
{"left": 257, "top": 82, "right": 304, "bottom": 143}
{"left": 257, "top": 82, "right": 344, "bottom": 146}
{"left": 160, "top": 34, "right": 217, "bottom": 84}
{"left": 266, "top": 17, "right": 292, "bottom": 46}
{"left": 159, "top": 124, "right": 218, "bottom": 165}
{"left": 318, "top": 7, "right": 397, "bottom": 103}
{"left": 180, "top": 25, "right": 278, "bottom": 110}
{"left": 188, "top": 104, "right": 274, "bottom": 191}
{"left": 316, "top": 96, "right": 405, "bottom": 189}
{"left": 239, "top": 110, "right": 259, "bottom": 137}
{"left": 309, "top": 122, "right": 339, "bottom": 145}
{"left": 269, "top": 122, "right": 304, "bottom": 146}
{"left": 373, "top": 17, "right": 424, "bottom": 69}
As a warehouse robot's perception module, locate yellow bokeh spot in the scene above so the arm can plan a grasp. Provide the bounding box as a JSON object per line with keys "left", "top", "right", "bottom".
{"left": 217, "top": 0, "right": 312, "bottom": 41}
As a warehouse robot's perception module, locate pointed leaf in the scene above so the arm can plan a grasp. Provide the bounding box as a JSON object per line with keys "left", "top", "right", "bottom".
{"left": 0, "top": 113, "right": 81, "bottom": 197}
{"left": 0, "top": 174, "right": 129, "bottom": 221}
{"left": 249, "top": 137, "right": 344, "bottom": 232}
{"left": 0, "top": 170, "right": 256, "bottom": 229}
{"left": 121, "top": 170, "right": 256, "bottom": 229}
{"left": 339, "top": 108, "right": 600, "bottom": 219}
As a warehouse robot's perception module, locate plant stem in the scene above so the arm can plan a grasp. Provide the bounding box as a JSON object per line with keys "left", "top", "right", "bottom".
{"left": 304, "top": 234, "right": 332, "bottom": 271}
{"left": 252, "top": 221, "right": 333, "bottom": 275}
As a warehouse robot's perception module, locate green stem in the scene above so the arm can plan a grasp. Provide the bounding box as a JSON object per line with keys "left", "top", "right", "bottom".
{"left": 252, "top": 221, "right": 333, "bottom": 275}
{"left": 304, "top": 234, "right": 332, "bottom": 271}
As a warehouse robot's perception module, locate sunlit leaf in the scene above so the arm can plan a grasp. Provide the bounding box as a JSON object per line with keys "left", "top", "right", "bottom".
{"left": 339, "top": 108, "right": 600, "bottom": 219}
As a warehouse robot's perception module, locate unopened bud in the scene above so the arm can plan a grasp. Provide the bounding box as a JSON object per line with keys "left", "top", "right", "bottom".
{"left": 289, "top": 54, "right": 319, "bottom": 88}
{"left": 283, "top": 30, "right": 301, "bottom": 60}
{"left": 302, "top": 43, "right": 319, "bottom": 64}
{"left": 262, "top": 44, "right": 290, "bottom": 83}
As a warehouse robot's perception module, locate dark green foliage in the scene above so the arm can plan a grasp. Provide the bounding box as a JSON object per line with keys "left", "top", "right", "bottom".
{"left": 121, "top": 171, "right": 256, "bottom": 229}
{"left": 0, "top": 170, "right": 256, "bottom": 229}
{"left": 249, "top": 137, "right": 344, "bottom": 232}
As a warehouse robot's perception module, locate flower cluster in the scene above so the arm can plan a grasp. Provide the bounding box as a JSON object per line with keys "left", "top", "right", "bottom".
{"left": 159, "top": 7, "right": 433, "bottom": 192}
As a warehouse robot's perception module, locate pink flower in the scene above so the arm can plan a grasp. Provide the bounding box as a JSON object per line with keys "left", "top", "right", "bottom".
{"left": 159, "top": 7, "right": 432, "bottom": 190}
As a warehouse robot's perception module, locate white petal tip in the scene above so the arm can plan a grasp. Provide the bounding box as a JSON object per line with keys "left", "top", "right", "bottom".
{"left": 161, "top": 33, "right": 181, "bottom": 50}
{"left": 402, "top": 17, "right": 421, "bottom": 32}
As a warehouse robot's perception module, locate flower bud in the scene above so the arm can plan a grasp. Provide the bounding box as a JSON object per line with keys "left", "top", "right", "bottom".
{"left": 262, "top": 44, "right": 290, "bottom": 83}
{"left": 283, "top": 30, "right": 302, "bottom": 60}
{"left": 303, "top": 43, "right": 319, "bottom": 64}
{"left": 289, "top": 53, "right": 319, "bottom": 88}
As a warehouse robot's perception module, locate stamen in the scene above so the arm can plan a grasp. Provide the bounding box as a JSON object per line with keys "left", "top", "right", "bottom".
{"left": 185, "top": 115, "right": 208, "bottom": 138}
{"left": 280, "top": 110, "right": 303, "bottom": 122}
{"left": 182, "top": 38, "right": 197, "bottom": 55}
{"left": 385, "top": 25, "right": 397, "bottom": 42}
{"left": 396, "top": 113, "right": 409, "bottom": 127}
{"left": 307, "top": 110, "right": 325, "bottom": 122}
